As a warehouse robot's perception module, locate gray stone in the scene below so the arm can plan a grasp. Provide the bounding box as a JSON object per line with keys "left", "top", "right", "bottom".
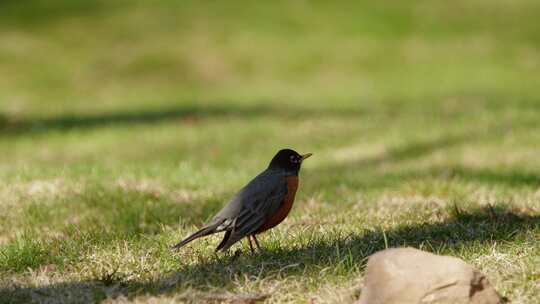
{"left": 358, "top": 247, "right": 505, "bottom": 304}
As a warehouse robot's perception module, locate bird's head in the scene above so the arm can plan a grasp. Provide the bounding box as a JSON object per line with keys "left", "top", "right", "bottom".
{"left": 268, "top": 148, "right": 312, "bottom": 174}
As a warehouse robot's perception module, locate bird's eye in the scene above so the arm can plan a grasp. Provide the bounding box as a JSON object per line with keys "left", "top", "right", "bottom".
{"left": 290, "top": 155, "right": 297, "bottom": 163}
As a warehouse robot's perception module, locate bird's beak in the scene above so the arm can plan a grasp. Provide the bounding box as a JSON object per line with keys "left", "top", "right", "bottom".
{"left": 300, "top": 153, "right": 313, "bottom": 161}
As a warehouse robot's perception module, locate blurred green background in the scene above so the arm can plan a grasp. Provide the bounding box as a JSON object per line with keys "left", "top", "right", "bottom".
{"left": 2, "top": 0, "right": 539, "bottom": 115}
{"left": 1, "top": 1, "right": 540, "bottom": 302}
{"left": 1, "top": 0, "right": 540, "bottom": 172}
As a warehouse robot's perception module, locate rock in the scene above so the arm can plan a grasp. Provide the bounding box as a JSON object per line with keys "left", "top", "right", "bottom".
{"left": 358, "top": 247, "right": 505, "bottom": 304}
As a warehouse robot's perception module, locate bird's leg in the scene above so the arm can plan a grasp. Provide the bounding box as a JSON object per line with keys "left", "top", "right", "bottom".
{"left": 252, "top": 235, "right": 262, "bottom": 251}
{"left": 247, "top": 237, "right": 255, "bottom": 254}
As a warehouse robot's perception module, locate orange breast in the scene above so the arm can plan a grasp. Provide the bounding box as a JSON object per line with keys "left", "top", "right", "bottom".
{"left": 255, "top": 176, "right": 299, "bottom": 234}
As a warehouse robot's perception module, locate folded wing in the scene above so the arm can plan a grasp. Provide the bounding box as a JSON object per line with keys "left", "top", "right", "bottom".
{"left": 215, "top": 170, "right": 288, "bottom": 251}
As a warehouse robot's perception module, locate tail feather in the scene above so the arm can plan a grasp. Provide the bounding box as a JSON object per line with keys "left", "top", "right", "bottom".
{"left": 171, "top": 226, "right": 217, "bottom": 250}
{"left": 215, "top": 233, "right": 244, "bottom": 252}
{"left": 215, "top": 230, "right": 232, "bottom": 252}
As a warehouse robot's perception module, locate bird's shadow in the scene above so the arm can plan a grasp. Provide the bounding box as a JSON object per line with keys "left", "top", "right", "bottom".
{"left": 2, "top": 205, "right": 538, "bottom": 303}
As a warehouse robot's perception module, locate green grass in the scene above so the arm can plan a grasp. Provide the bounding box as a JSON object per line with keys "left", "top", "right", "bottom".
{"left": 1, "top": 1, "right": 540, "bottom": 303}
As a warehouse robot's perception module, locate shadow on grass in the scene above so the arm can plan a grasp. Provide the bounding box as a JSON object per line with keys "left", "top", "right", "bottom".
{"left": 1, "top": 205, "right": 538, "bottom": 303}
{"left": 306, "top": 131, "right": 475, "bottom": 192}
{"left": 450, "top": 166, "right": 540, "bottom": 187}
{"left": 310, "top": 165, "right": 540, "bottom": 193}
{"left": 3, "top": 92, "right": 539, "bottom": 138}
{"left": 306, "top": 117, "right": 540, "bottom": 192}
{"left": 0, "top": 103, "right": 366, "bottom": 137}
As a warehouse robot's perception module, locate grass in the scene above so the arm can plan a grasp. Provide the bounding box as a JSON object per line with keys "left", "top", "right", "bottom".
{"left": 1, "top": 0, "right": 540, "bottom": 303}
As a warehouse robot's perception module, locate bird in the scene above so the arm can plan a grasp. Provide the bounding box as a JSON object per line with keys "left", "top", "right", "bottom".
{"left": 172, "top": 148, "right": 312, "bottom": 253}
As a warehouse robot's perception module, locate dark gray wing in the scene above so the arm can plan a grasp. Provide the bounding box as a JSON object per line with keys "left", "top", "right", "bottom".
{"left": 212, "top": 169, "right": 288, "bottom": 251}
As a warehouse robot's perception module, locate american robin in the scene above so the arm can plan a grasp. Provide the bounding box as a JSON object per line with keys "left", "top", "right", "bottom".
{"left": 172, "top": 149, "right": 312, "bottom": 253}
